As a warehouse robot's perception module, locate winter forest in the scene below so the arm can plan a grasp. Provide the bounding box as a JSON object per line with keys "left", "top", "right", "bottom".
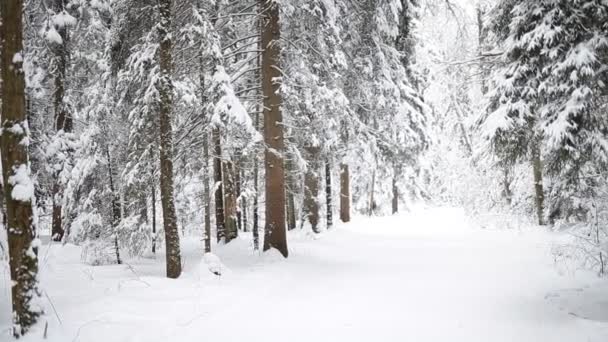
{"left": 1, "top": 0, "right": 608, "bottom": 340}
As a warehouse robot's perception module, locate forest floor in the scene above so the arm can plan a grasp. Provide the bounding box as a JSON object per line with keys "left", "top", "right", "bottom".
{"left": 2, "top": 207, "right": 608, "bottom": 341}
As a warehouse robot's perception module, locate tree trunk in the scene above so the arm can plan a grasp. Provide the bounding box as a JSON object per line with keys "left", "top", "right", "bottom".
{"left": 203, "top": 132, "right": 211, "bottom": 253}
{"left": 391, "top": 164, "right": 401, "bottom": 215}
{"left": 325, "top": 160, "right": 333, "bottom": 229}
{"left": 213, "top": 128, "right": 225, "bottom": 243}
{"left": 531, "top": 141, "right": 545, "bottom": 226}
{"left": 261, "top": 0, "right": 288, "bottom": 257}
{"left": 392, "top": 176, "right": 399, "bottom": 215}
{"left": 1, "top": 0, "right": 41, "bottom": 335}
{"left": 106, "top": 148, "right": 122, "bottom": 264}
{"left": 50, "top": 0, "right": 72, "bottom": 242}
{"left": 241, "top": 166, "right": 248, "bottom": 233}
{"left": 152, "top": 184, "right": 156, "bottom": 254}
{"left": 287, "top": 189, "right": 296, "bottom": 231}
{"left": 304, "top": 147, "right": 320, "bottom": 233}
{"left": 340, "top": 163, "right": 350, "bottom": 223}
{"left": 235, "top": 154, "right": 242, "bottom": 231}
{"left": 285, "top": 156, "right": 297, "bottom": 231}
{"left": 223, "top": 161, "right": 238, "bottom": 243}
{"left": 503, "top": 166, "right": 512, "bottom": 206}
{"left": 158, "top": 0, "right": 182, "bottom": 278}
{"left": 369, "top": 168, "right": 376, "bottom": 216}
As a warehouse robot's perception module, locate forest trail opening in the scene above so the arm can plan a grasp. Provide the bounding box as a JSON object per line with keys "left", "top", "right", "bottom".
{"left": 2, "top": 207, "right": 607, "bottom": 341}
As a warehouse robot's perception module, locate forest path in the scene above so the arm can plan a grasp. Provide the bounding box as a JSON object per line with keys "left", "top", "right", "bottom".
{"left": 2, "top": 207, "right": 608, "bottom": 341}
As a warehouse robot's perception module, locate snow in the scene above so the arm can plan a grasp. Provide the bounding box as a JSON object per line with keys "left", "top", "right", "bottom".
{"left": 7, "top": 164, "right": 35, "bottom": 202}
{"left": 2, "top": 207, "right": 608, "bottom": 341}
{"left": 44, "top": 27, "right": 63, "bottom": 45}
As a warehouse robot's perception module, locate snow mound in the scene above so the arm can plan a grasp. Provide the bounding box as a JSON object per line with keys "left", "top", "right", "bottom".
{"left": 200, "top": 252, "right": 228, "bottom": 277}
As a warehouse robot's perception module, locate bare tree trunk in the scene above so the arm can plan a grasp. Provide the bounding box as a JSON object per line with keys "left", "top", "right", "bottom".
{"left": 285, "top": 156, "right": 297, "bottom": 231}
{"left": 369, "top": 168, "right": 376, "bottom": 216}
{"left": 287, "top": 190, "right": 296, "bottom": 230}
{"left": 241, "top": 166, "right": 248, "bottom": 233}
{"left": 304, "top": 147, "right": 320, "bottom": 233}
{"left": 158, "top": 0, "right": 182, "bottom": 278}
{"left": 223, "top": 161, "right": 238, "bottom": 243}
{"left": 391, "top": 164, "right": 401, "bottom": 215}
{"left": 203, "top": 132, "right": 211, "bottom": 253}
{"left": 340, "top": 163, "right": 350, "bottom": 223}
{"left": 531, "top": 141, "right": 545, "bottom": 226}
{"left": 392, "top": 176, "right": 398, "bottom": 215}
{"left": 325, "top": 160, "right": 333, "bottom": 229}
{"left": 106, "top": 148, "right": 122, "bottom": 264}
{"left": 503, "top": 166, "right": 512, "bottom": 206}
{"left": 1, "top": 0, "right": 41, "bottom": 334}
{"left": 213, "top": 128, "right": 225, "bottom": 243}
{"left": 261, "top": 0, "right": 288, "bottom": 257}
{"left": 235, "top": 154, "right": 242, "bottom": 231}
{"left": 152, "top": 183, "right": 156, "bottom": 254}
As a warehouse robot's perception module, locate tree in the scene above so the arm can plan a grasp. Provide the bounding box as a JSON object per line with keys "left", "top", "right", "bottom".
{"left": 1, "top": 0, "right": 42, "bottom": 335}
{"left": 157, "top": 0, "right": 182, "bottom": 278}
{"left": 261, "top": 0, "right": 288, "bottom": 257}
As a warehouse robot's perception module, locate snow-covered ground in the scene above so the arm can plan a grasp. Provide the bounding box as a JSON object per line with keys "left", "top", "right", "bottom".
{"left": 2, "top": 207, "right": 608, "bottom": 341}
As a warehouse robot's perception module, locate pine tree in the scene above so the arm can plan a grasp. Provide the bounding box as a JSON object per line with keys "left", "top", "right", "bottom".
{"left": 157, "top": 0, "right": 182, "bottom": 278}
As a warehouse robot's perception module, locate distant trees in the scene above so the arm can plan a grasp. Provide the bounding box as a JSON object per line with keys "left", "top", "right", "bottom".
{"left": 0, "top": 1, "right": 440, "bottom": 333}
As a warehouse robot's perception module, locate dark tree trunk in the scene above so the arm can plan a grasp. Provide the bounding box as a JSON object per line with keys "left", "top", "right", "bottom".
{"left": 253, "top": 150, "right": 259, "bottom": 249}
{"left": 261, "top": 0, "right": 288, "bottom": 257}
{"left": 223, "top": 161, "right": 238, "bottom": 243}
{"left": 285, "top": 156, "right": 297, "bottom": 231}
{"left": 158, "top": 0, "right": 182, "bottom": 278}
{"left": 325, "top": 160, "right": 333, "bottom": 229}
{"left": 287, "top": 189, "right": 296, "bottom": 231}
{"left": 392, "top": 176, "right": 399, "bottom": 215}
{"left": 235, "top": 155, "right": 242, "bottom": 231}
{"left": 1, "top": 0, "right": 41, "bottom": 335}
{"left": 106, "top": 148, "right": 122, "bottom": 264}
{"left": 152, "top": 184, "right": 156, "bottom": 254}
{"left": 369, "top": 168, "right": 376, "bottom": 216}
{"left": 203, "top": 132, "right": 211, "bottom": 253}
{"left": 502, "top": 166, "right": 512, "bottom": 206}
{"left": 340, "top": 163, "right": 350, "bottom": 223}
{"left": 531, "top": 141, "right": 545, "bottom": 226}
{"left": 304, "top": 147, "right": 320, "bottom": 233}
{"left": 241, "top": 166, "right": 248, "bottom": 233}
{"left": 50, "top": 0, "right": 72, "bottom": 242}
{"left": 213, "top": 128, "right": 225, "bottom": 243}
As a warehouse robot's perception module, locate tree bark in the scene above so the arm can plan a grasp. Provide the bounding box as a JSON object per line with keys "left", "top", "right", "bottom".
{"left": 106, "top": 148, "right": 122, "bottom": 264}
{"left": 531, "top": 141, "right": 545, "bottom": 226}
{"left": 158, "top": 0, "right": 182, "bottom": 278}
{"left": 213, "top": 128, "right": 225, "bottom": 243}
{"left": 285, "top": 156, "right": 297, "bottom": 231}
{"left": 340, "top": 163, "right": 350, "bottom": 223}
{"left": 241, "top": 166, "right": 248, "bottom": 233}
{"left": 261, "top": 0, "right": 288, "bottom": 257}
{"left": 369, "top": 168, "right": 376, "bottom": 216}
{"left": 235, "top": 154, "right": 242, "bottom": 232}
{"left": 1, "top": 0, "right": 42, "bottom": 335}
{"left": 152, "top": 183, "right": 156, "bottom": 254}
{"left": 391, "top": 164, "right": 401, "bottom": 215}
{"left": 304, "top": 147, "right": 320, "bottom": 233}
{"left": 50, "top": 0, "right": 73, "bottom": 242}
{"left": 325, "top": 160, "right": 333, "bottom": 229}
{"left": 203, "top": 132, "right": 211, "bottom": 253}
{"left": 223, "top": 161, "right": 238, "bottom": 243}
